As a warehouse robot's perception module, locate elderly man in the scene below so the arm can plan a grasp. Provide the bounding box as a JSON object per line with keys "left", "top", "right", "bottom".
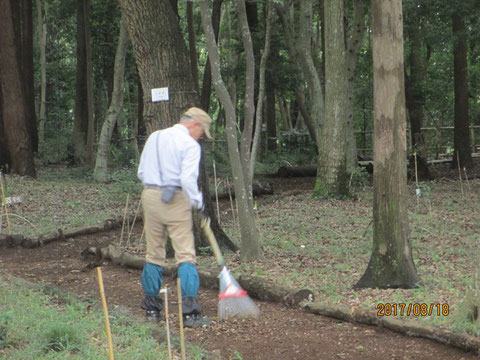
{"left": 137, "top": 107, "right": 212, "bottom": 327}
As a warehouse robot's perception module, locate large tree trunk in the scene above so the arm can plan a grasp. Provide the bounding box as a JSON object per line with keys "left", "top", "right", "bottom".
{"left": 119, "top": 0, "right": 234, "bottom": 252}
{"left": 199, "top": 0, "right": 261, "bottom": 261}
{"left": 355, "top": 0, "right": 420, "bottom": 289}
{"left": 0, "top": 0, "right": 36, "bottom": 177}
{"left": 452, "top": 11, "right": 473, "bottom": 169}
{"left": 93, "top": 15, "right": 129, "bottom": 182}
{"left": 35, "top": 0, "right": 47, "bottom": 148}
{"left": 119, "top": 0, "right": 197, "bottom": 132}
{"left": 314, "top": 0, "right": 349, "bottom": 197}
{"left": 21, "top": 0, "right": 38, "bottom": 154}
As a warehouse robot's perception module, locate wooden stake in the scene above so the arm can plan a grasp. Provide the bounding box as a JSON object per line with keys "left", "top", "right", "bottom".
{"left": 463, "top": 167, "right": 472, "bottom": 193}
{"left": 160, "top": 288, "right": 172, "bottom": 360}
{"left": 456, "top": 152, "right": 464, "bottom": 198}
{"left": 413, "top": 152, "right": 420, "bottom": 208}
{"left": 136, "top": 227, "right": 145, "bottom": 254}
{"left": 96, "top": 267, "right": 115, "bottom": 360}
{"left": 213, "top": 161, "right": 221, "bottom": 224}
{"left": 126, "top": 199, "right": 142, "bottom": 248}
{"left": 0, "top": 173, "right": 11, "bottom": 235}
{"left": 177, "top": 278, "right": 186, "bottom": 360}
{"left": 119, "top": 194, "right": 129, "bottom": 247}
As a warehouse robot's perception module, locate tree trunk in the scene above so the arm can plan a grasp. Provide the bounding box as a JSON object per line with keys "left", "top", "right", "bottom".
{"left": 345, "top": 0, "right": 366, "bottom": 173}
{"left": 200, "top": 0, "right": 223, "bottom": 112}
{"left": 314, "top": 0, "right": 349, "bottom": 197}
{"left": 199, "top": 0, "right": 262, "bottom": 261}
{"left": 93, "top": 15, "right": 129, "bottom": 182}
{"left": 452, "top": 11, "right": 473, "bottom": 169}
{"left": 186, "top": 0, "right": 199, "bottom": 95}
{"left": 0, "top": 0, "right": 36, "bottom": 177}
{"left": 355, "top": 0, "right": 420, "bottom": 289}
{"left": 405, "top": 3, "right": 431, "bottom": 180}
{"left": 119, "top": 0, "right": 197, "bottom": 133}
{"left": 35, "top": 0, "right": 47, "bottom": 148}
{"left": 21, "top": 0, "right": 38, "bottom": 154}
{"left": 73, "top": 0, "right": 90, "bottom": 164}
{"left": 84, "top": 0, "right": 94, "bottom": 164}
{"left": 266, "top": 71, "right": 276, "bottom": 151}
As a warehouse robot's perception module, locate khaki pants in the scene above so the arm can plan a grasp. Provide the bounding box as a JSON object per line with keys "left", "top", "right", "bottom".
{"left": 141, "top": 187, "right": 196, "bottom": 266}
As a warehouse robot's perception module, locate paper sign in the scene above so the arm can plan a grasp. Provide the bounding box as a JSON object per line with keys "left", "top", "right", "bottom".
{"left": 151, "top": 87, "right": 169, "bottom": 102}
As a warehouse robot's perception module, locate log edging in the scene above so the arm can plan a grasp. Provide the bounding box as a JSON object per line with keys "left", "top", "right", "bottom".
{"left": 87, "top": 244, "right": 480, "bottom": 354}
{"left": 301, "top": 302, "right": 480, "bottom": 354}
{"left": 0, "top": 216, "right": 130, "bottom": 248}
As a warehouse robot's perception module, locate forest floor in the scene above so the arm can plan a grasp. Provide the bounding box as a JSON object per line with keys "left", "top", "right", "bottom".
{"left": 1, "top": 159, "right": 480, "bottom": 359}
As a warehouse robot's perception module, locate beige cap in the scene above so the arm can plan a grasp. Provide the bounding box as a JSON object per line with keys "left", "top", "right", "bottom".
{"left": 184, "top": 107, "right": 212, "bottom": 139}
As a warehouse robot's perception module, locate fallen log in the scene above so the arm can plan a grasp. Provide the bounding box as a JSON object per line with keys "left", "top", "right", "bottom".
{"left": 276, "top": 165, "right": 316, "bottom": 178}
{"left": 85, "top": 245, "right": 313, "bottom": 307}
{"left": 302, "top": 302, "right": 480, "bottom": 354}
{"left": 0, "top": 216, "right": 132, "bottom": 249}
{"left": 212, "top": 181, "right": 274, "bottom": 200}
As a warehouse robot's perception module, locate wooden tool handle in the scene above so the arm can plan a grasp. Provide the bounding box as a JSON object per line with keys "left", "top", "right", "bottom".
{"left": 200, "top": 216, "right": 224, "bottom": 266}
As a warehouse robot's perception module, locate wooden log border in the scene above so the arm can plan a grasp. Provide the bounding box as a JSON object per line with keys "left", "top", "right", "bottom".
{"left": 0, "top": 216, "right": 134, "bottom": 248}
{"left": 89, "top": 245, "right": 480, "bottom": 355}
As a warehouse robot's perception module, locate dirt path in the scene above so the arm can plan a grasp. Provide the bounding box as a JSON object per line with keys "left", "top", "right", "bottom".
{"left": 0, "top": 229, "right": 476, "bottom": 360}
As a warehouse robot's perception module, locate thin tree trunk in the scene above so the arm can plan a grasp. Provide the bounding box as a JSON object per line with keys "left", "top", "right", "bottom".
{"left": 199, "top": 0, "right": 261, "bottom": 261}
{"left": 251, "top": 2, "right": 274, "bottom": 177}
{"left": 200, "top": 0, "right": 223, "bottom": 112}
{"left": 355, "top": 0, "right": 420, "bottom": 289}
{"left": 314, "top": 0, "right": 349, "bottom": 197}
{"left": 73, "top": 0, "right": 89, "bottom": 164}
{"left": 84, "top": 0, "right": 94, "bottom": 164}
{"left": 93, "top": 15, "right": 129, "bottom": 182}
{"left": 345, "top": 0, "right": 366, "bottom": 173}
{"left": 0, "top": 0, "right": 36, "bottom": 177}
{"left": 452, "top": 11, "right": 473, "bottom": 169}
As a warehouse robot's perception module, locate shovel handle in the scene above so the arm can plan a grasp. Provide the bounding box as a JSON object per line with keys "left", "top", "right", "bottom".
{"left": 200, "top": 216, "right": 224, "bottom": 266}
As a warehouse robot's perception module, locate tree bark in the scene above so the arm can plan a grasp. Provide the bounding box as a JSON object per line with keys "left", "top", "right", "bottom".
{"left": 200, "top": 0, "right": 223, "bottom": 113}
{"left": 314, "top": 0, "right": 349, "bottom": 197}
{"left": 344, "top": 0, "right": 366, "bottom": 173}
{"left": 186, "top": 1, "right": 199, "bottom": 95}
{"left": 35, "top": 0, "right": 47, "bottom": 148}
{"left": 93, "top": 15, "right": 129, "bottom": 182}
{"left": 73, "top": 0, "right": 93, "bottom": 164}
{"left": 452, "top": 11, "right": 473, "bottom": 169}
{"left": 405, "top": 2, "right": 432, "bottom": 180}
{"left": 355, "top": 0, "right": 420, "bottom": 289}
{"left": 21, "top": 0, "right": 38, "bottom": 154}
{"left": 0, "top": 0, "right": 36, "bottom": 177}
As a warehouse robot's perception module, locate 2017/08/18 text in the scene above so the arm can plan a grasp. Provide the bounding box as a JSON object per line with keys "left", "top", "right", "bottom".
{"left": 376, "top": 303, "right": 450, "bottom": 317}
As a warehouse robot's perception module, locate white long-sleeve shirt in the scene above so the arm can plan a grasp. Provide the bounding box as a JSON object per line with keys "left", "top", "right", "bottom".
{"left": 137, "top": 124, "right": 203, "bottom": 209}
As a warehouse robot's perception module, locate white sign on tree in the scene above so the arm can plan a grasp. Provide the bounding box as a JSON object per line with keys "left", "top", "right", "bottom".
{"left": 151, "top": 87, "right": 169, "bottom": 102}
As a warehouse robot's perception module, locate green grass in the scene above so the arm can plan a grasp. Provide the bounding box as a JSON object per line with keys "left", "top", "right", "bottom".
{"left": 0, "top": 276, "right": 208, "bottom": 359}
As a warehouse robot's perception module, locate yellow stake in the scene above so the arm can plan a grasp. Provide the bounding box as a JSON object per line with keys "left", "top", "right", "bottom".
{"left": 96, "top": 267, "right": 115, "bottom": 360}
{"left": 0, "top": 173, "right": 11, "bottom": 235}
{"left": 177, "top": 278, "right": 186, "bottom": 360}
{"left": 161, "top": 288, "right": 172, "bottom": 360}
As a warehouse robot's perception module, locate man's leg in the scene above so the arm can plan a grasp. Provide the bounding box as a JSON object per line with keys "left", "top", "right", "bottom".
{"left": 167, "top": 192, "right": 211, "bottom": 327}
{"left": 141, "top": 188, "right": 168, "bottom": 321}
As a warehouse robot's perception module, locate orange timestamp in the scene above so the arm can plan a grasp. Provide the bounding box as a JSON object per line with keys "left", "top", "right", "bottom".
{"left": 376, "top": 303, "right": 450, "bottom": 317}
